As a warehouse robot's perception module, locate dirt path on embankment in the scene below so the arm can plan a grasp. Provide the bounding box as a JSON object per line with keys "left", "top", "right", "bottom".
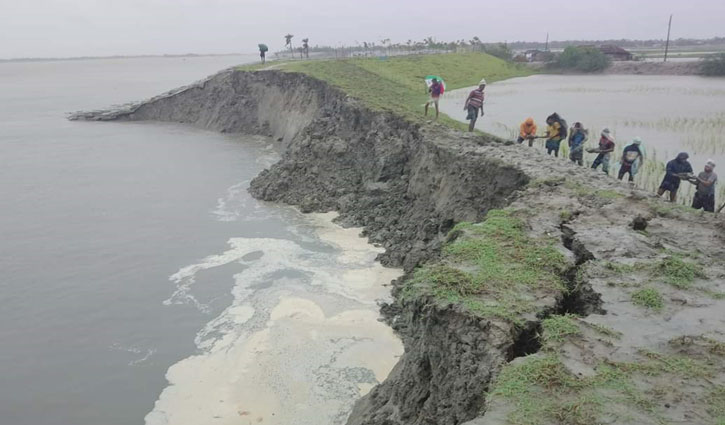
{"left": 70, "top": 69, "right": 725, "bottom": 425}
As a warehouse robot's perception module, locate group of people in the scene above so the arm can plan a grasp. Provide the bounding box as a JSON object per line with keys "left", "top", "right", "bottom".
{"left": 518, "top": 114, "right": 719, "bottom": 212}
{"left": 659, "top": 154, "right": 718, "bottom": 212}
{"left": 423, "top": 78, "right": 719, "bottom": 213}
{"left": 425, "top": 78, "right": 487, "bottom": 133}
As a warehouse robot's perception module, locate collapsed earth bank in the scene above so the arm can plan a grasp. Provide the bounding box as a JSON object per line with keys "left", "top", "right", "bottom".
{"left": 70, "top": 68, "right": 725, "bottom": 425}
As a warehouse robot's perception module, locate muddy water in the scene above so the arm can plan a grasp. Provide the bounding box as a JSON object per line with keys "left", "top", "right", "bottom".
{"left": 440, "top": 75, "right": 725, "bottom": 204}
{"left": 146, "top": 213, "right": 403, "bottom": 425}
{"left": 1, "top": 56, "right": 401, "bottom": 425}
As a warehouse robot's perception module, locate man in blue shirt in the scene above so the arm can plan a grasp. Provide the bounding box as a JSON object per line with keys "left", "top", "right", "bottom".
{"left": 658, "top": 152, "right": 693, "bottom": 202}
{"left": 568, "top": 122, "right": 588, "bottom": 166}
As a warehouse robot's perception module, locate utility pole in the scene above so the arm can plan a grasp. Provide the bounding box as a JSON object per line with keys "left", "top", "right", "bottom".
{"left": 664, "top": 14, "right": 673, "bottom": 62}
{"left": 545, "top": 32, "right": 549, "bottom": 52}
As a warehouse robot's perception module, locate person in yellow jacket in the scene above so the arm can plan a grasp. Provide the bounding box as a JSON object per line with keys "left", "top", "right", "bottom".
{"left": 517, "top": 117, "right": 538, "bottom": 147}
{"left": 545, "top": 113, "right": 565, "bottom": 157}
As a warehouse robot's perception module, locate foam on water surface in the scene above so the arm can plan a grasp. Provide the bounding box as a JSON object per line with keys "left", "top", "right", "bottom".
{"left": 147, "top": 213, "right": 402, "bottom": 425}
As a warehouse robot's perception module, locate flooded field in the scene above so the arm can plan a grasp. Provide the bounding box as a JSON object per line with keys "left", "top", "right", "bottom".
{"left": 441, "top": 74, "right": 725, "bottom": 206}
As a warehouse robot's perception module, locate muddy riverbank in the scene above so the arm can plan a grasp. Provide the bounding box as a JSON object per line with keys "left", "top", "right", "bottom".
{"left": 71, "top": 68, "right": 725, "bottom": 425}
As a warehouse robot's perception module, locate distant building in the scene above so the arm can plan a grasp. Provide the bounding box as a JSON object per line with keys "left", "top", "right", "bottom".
{"left": 597, "top": 45, "right": 633, "bottom": 61}
{"left": 523, "top": 49, "right": 555, "bottom": 62}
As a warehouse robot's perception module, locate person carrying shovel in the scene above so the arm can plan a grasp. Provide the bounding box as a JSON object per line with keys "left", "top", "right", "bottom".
{"left": 464, "top": 79, "right": 486, "bottom": 132}
{"left": 544, "top": 113, "right": 567, "bottom": 157}
{"left": 568, "top": 122, "right": 588, "bottom": 166}
{"left": 688, "top": 159, "right": 718, "bottom": 212}
{"left": 589, "top": 128, "right": 615, "bottom": 174}
{"left": 657, "top": 152, "right": 693, "bottom": 202}
{"left": 517, "top": 117, "right": 538, "bottom": 146}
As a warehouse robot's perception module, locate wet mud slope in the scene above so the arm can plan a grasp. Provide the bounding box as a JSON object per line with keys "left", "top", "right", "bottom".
{"left": 71, "top": 69, "right": 725, "bottom": 425}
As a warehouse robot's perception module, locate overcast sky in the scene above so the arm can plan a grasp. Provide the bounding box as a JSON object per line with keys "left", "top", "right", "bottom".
{"left": 2, "top": 0, "right": 724, "bottom": 59}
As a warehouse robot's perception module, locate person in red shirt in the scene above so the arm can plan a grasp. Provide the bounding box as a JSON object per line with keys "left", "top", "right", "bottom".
{"left": 590, "top": 128, "right": 615, "bottom": 174}
{"left": 424, "top": 78, "right": 444, "bottom": 119}
{"left": 464, "top": 79, "right": 486, "bottom": 132}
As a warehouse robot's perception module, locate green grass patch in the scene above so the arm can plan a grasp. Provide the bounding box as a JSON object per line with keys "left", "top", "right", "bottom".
{"left": 586, "top": 321, "right": 623, "bottom": 339}
{"left": 492, "top": 349, "right": 717, "bottom": 425}
{"left": 492, "top": 355, "right": 646, "bottom": 425}
{"left": 541, "top": 315, "right": 581, "bottom": 345}
{"left": 707, "top": 386, "right": 725, "bottom": 420}
{"left": 704, "top": 337, "right": 725, "bottom": 356}
{"left": 413, "top": 265, "right": 476, "bottom": 296}
{"left": 649, "top": 200, "right": 696, "bottom": 218}
{"left": 240, "top": 53, "right": 532, "bottom": 131}
{"left": 631, "top": 287, "right": 664, "bottom": 310}
{"left": 638, "top": 350, "right": 714, "bottom": 378}
{"left": 655, "top": 255, "right": 706, "bottom": 288}
{"left": 529, "top": 176, "right": 565, "bottom": 188}
{"left": 402, "top": 209, "right": 568, "bottom": 324}
{"left": 703, "top": 288, "right": 725, "bottom": 299}
{"left": 595, "top": 189, "right": 622, "bottom": 199}
{"left": 563, "top": 180, "right": 595, "bottom": 197}
{"left": 603, "top": 261, "right": 637, "bottom": 274}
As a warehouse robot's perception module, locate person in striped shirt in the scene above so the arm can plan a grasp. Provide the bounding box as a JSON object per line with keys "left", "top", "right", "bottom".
{"left": 464, "top": 79, "right": 486, "bottom": 132}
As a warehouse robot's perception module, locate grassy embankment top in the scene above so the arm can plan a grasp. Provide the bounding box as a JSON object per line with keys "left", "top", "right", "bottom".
{"left": 237, "top": 53, "right": 533, "bottom": 131}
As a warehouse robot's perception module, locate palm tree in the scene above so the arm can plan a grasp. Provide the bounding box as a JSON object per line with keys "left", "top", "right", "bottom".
{"left": 284, "top": 34, "right": 294, "bottom": 55}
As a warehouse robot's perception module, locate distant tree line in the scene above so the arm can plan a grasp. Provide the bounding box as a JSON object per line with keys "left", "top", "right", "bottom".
{"left": 553, "top": 46, "right": 611, "bottom": 72}
{"left": 291, "top": 36, "right": 513, "bottom": 60}
{"left": 508, "top": 37, "right": 725, "bottom": 50}
{"left": 700, "top": 53, "right": 725, "bottom": 76}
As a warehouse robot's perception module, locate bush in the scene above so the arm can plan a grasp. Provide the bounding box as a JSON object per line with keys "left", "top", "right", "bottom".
{"left": 555, "top": 46, "right": 611, "bottom": 72}
{"left": 482, "top": 43, "right": 513, "bottom": 61}
{"left": 700, "top": 53, "right": 725, "bottom": 76}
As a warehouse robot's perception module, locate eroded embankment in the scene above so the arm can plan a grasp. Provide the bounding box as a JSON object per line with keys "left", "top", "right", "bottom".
{"left": 71, "top": 69, "right": 725, "bottom": 425}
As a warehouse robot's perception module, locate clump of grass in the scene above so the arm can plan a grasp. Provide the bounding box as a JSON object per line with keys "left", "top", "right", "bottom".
{"left": 631, "top": 287, "right": 664, "bottom": 310}
{"left": 416, "top": 265, "right": 476, "bottom": 295}
{"left": 649, "top": 200, "right": 695, "bottom": 218}
{"left": 564, "top": 180, "right": 595, "bottom": 197}
{"left": 706, "top": 386, "right": 725, "bottom": 421}
{"left": 491, "top": 346, "right": 720, "bottom": 425}
{"left": 655, "top": 255, "right": 706, "bottom": 289}
{"left": 529, "top": 176, "right": 565, "bottom": 188}
{"left": 586, "top": 322, "right": 623, "bottom": 339}
{"left": 603, "top": 261, "right": 637, "bottom": 274}
{"left": 491, "top": 355, "right": 653, "bottom": 425}
{"left": 542, "top": 315, "right": 581, "bottom": 345}
{"left": 559, "top": 209, "right": 573, "bottom": 222}
{"left": 403, "top": 209, "right": 568, "bottom": 324}
{"left": 638, "top": 350, "right": 713, "bottom": 378}
{"left": 704, "top": 337, "right": 725, "bottom": 356}
{"left": 701, "top": 288, "right": 725, "bottom": 300}
{"left": 595, "top": 189, "right": 622, "bottom": 199}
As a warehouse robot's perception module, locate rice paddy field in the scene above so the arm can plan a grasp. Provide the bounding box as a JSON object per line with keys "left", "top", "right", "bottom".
{"left": 440, "top": 74, "right": 725, "bottom": 208}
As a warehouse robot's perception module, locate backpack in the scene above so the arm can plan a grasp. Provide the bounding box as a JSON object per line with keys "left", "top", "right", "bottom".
{"left": 558, "top": 118, "right": 568, "bottom": 139}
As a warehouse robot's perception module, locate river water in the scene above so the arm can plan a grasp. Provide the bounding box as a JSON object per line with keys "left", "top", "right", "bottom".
{"left": 441, "top": 74, "right": 725, "bottom": 203}
{"left": 0, "top": 56, "right": 401, "bottom": 425}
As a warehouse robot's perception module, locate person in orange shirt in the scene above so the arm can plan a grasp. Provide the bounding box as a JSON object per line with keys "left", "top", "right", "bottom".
{"left": 517, "top": 117, "right": 538, "bottom": 147}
